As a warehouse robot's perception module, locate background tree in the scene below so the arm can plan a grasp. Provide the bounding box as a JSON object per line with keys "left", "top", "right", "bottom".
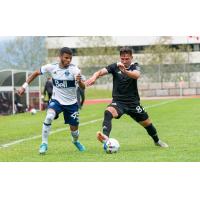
{"left": 76, "top": 36, "right": 118, "bottom": 71}
{"left": 0, "top": 36, "right": 47, "bottom": 71}
{"left": 141, "top": 36, "right": 189, "bottom": 83}
{"left": 76, "top": 36, "right": 118, "bottom": 87}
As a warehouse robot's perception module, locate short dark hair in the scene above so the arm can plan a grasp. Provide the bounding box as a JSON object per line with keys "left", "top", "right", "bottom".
{"left": 59, "top": 47, "right": 73, "bottom": 56}
{"left": 119, "top": 47, "right": 133, "bottom": 56}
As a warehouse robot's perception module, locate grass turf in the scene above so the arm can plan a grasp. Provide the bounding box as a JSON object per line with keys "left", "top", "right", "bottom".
{"left": 0, "top": 97, "right": 199, "bottom": 162}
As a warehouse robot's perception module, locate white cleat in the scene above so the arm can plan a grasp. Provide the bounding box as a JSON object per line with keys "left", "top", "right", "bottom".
{"left": 155, "top": 140, "right": 169, "bottom": 148}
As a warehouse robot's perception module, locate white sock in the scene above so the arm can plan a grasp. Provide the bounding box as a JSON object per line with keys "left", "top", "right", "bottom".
{"left": 71, "top": 130, "right": 79, "bottom": 142}
{"left": 42, "top": 109, "right": 56, "bottom": 144}
{"left": 42, "top": 124, "right": 51, "bottom": 144}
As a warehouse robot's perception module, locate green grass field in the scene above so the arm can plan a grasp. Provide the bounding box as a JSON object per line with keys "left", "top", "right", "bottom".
{"left": 0, "top": 95, "right": 200, "bottom": 162}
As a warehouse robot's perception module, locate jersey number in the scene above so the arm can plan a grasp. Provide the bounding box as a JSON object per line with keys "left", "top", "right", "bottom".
{"left": 71, "top": 112, "right": 79, "bottom": 120}
{"left": 136, "top": 106, "right": 143, "bottom": 113}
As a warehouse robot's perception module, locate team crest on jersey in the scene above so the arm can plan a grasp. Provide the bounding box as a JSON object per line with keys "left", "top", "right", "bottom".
{"left": 65, "top": 70, "right": 70, "bottom": 76}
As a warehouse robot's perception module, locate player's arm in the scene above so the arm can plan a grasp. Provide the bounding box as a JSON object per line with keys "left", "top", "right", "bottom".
{"left": 117, "top": 62, "right": 140, "bottom": 79}
{"left": 123, "top": 68, "right": 140, "bottom": 79}
{"left": 18, "top": 69, "right": 41, "bottom": 96}
{"left": 85, "top": 68, "right": 108, "bottom": 86}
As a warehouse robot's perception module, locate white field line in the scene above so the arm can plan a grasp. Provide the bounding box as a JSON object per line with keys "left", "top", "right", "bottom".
{"left": 144, "top": 99, "right": 177, "bottom": 109}
{"left": 0, "top": 99, "right": 176, "bottom": 149}
{"left": 0, "top": 118, "right": 103, "bottom": 149}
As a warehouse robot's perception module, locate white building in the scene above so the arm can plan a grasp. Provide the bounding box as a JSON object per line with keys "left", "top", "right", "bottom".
{"left": 46, "top": 36, "right": 200, "bottom": 65}
{"left": 45, "top": 36, "right": 200, "bottom": 97}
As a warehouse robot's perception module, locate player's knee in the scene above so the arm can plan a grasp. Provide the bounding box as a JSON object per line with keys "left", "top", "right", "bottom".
{"left": 139, "top": 118, "right": 151, "bottom": 127}
{"left": 104, "top": 110, "right": 113, "bottom": 120}
{"left": 106, "top": 107, "right": 118, "bottom": 118}
{"left": 44, "top": 109, "right": 56, "bottom": 124}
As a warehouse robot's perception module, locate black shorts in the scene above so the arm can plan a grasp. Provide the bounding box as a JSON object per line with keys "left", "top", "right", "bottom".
{"left": 108, "top": 100, "right": 149, "bottom": 122}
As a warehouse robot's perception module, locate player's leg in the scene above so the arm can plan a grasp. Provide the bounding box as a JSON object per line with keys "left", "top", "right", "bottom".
{"left": 140, "top": 119, "right": 168, "bottom": 148}
{"left": 64, "top": 103, "right": 85, "bottom": 151}
{"left": 47, "top": 93, "right": 52, "bottom": 105}
{"left": 97, "top": 104, "right": 122, "bottom": 143}
{"left": 70, "top": 125, "right": 85, "bottom": 152}
{"left": 39, "top": 100, "right": 62, "bottom": 154}
{"left": 128, "top": 105, "right": 168, "bottom": 148}
{"left": 76, "top": 88, "right": 81, "bottom": 109}
{"left": 80, "top": 88, "right": 85, "bottom": 108}
{"left": 39, "top": 108, "right": 56, "bottom": 154}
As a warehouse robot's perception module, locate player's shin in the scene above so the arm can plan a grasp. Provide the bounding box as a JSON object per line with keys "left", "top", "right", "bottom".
{"left": 42, "top": 110, "right": 55, "bottom": 144}
{"left": 102, "top": 110, "right": 113, "bottom": 137}
{"left": 71, "top": 130, "right": 79, "bottom": 142}
{"left": 42, "top": 123, "right": 51, "bottom": 144}
{"left": 145, "top": 123, "right": 159, "bottom": 143}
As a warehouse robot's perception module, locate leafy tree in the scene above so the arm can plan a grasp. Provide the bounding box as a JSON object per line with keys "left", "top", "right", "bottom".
{"left": 0, "top": 36, "right": 47, "bottom": 70}
{"left": 142, "top": 36, "right": 189, "bottom": 82}
{"left": 76, "top": 36, "right": 118, "bottom": 69}
{"left": 76, "top": 36, "right": 118, "bottom": 86}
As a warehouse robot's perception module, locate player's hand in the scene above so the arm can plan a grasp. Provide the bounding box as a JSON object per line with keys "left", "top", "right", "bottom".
{"left": 85, "top": 77, "right": 96, "bottom": 86}
{"left": 75, "top": 73, "right": 82, "bottom": 83}
{"left": 18, "top": 87, "right": 25, "bottom": 96}
{"left": 117, "top": 62, "right": 126, "bottom": 73}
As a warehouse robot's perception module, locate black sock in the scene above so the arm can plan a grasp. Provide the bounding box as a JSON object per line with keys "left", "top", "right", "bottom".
{"left": 145, "top": 124, "right": 159, "bottom": 143}
{"left": 102, "top": 110, "right": 113, "bottom": 137}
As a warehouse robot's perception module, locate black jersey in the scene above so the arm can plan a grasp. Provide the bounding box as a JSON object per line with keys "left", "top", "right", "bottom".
{"left": 106, "top": 63, "right": 140, "bottom": 104}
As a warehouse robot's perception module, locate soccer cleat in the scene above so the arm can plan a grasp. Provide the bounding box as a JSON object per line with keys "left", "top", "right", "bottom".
{"left": 73, "top": 141, "right": 86, "bottom": 152}
{"left": 155, "top": 140, "right": 169, "bottom": 148}
{"left": 39, "top": 143, "right": 48, "bottom": 154}
{"left": 97, "top": 131, "right": 109, "bottom": 144}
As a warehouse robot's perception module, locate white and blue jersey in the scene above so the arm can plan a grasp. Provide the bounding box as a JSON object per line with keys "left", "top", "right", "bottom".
{"left": 40, "top": 63, "right": 80, "bottom": 105}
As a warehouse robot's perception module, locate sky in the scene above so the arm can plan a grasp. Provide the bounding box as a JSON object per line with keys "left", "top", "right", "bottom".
{"left": 0, "top": 37, "right": 14, "bottom": 41}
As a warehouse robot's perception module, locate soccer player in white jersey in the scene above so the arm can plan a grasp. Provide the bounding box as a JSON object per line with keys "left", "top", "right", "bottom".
{"left": 18, "top": 47, "right": 86, "bottom": 154}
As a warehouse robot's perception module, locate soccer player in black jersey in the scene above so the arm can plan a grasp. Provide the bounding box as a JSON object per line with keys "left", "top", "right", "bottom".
{"left": 86, "top": 47, "right": 168, "bottom": 148}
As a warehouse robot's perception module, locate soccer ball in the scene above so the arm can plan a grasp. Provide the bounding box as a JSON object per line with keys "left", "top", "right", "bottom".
{"left": 30, "top": 108, "right": 37, "bottom": 115}
{"left": 104, "top": 138, "right": 120, "bottom": 154}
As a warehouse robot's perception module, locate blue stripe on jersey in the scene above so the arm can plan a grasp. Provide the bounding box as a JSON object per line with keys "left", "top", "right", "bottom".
{"left": 52, "top": 78, "right": 75, "bottom": 88}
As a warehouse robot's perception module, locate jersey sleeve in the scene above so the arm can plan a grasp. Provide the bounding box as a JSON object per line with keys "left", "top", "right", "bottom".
{"left": 105, "top": 63, "right": 116, "bottom": 74}
{"left": 131, "top": 63, "right": 140, "bottom": 71}
{"left": 40, "top": 64, "right": 55, "bottom": 74}
{"left": 135, "top": 63, "right": 140, "bottom": 71}
{"left": 72, "top": 66, "right": 81, "bottom": 76}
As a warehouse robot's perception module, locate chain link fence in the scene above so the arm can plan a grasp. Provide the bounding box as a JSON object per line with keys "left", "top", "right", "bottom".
{"left": 81, "top": 63, "right": 200, "bottom": 97}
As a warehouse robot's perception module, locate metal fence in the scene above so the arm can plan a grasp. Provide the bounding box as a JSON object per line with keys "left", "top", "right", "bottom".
{"left": 82, "top": 63, "right": 200, "bottom": 97}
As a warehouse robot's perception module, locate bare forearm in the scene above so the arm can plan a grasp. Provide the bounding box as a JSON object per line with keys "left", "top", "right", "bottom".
{"left": 92, "top": 69, "right": 107, "bottom": 80}
{"left": 18, "top": 70, "right": 41, "bottom": 96}
{"left": 92, "top": 71, "right": 101, "bottom": 80}
{"left": 26, "top": 70, "right": 41, "bottom": 84}
{"left": 123, "top": 70, "right": 140, "bottom": 79}
{"left": 85, "top": 68, "right": 108, "bottom": 86}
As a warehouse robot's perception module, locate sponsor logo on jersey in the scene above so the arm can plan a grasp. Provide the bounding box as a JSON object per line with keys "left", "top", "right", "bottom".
{"left": 52, "top": 79, "right": 75, "bottom": 88}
